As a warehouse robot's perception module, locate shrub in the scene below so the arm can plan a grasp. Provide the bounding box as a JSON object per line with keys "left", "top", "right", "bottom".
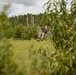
{"left": 0, "top": 39, "right": 17, "bottom": 75}
{"left": 41, "top": 0, "right": 76, "bottom": 74}
{"left": 0, "top": 7, "right": 21, "bottom": 75}
{"left": 14, "top": 25, "right": 38, "bottom": 40}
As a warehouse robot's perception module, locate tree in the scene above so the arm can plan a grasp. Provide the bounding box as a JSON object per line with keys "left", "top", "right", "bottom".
{"left": 43, "top": 0, "right": 76, "bottom": 74}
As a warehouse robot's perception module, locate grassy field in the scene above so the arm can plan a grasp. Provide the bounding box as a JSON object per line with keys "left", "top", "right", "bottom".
{"left": 9, "top": 39, "right": 56, "bottom": 74}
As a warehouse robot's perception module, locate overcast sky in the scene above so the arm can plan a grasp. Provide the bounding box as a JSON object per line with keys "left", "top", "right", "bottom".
{"left": 0, "top": 0, "right": 72, "bottom": 17}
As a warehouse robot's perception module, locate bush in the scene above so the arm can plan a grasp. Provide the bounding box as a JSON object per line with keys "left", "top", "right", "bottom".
{"left": 42, "top": 0, "right": 76, "bottom": 74}
{"left": 0, "top": 7, "right": 21, "bottom": 75}
{"left": 14, "top": 25, "right": 38, "bottom": 40}
{"left": 0, "top": 39, "right": 17, "bottom": 75}
{"left": 45, "top": 0, "right": 76, "bottom": 51}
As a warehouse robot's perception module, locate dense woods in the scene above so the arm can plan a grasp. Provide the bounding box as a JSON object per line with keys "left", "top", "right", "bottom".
{"left": 0, "top": 0, "right": 76, "bottom": 75}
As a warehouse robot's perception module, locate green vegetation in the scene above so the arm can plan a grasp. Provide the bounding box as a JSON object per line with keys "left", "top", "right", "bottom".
{"left": 10, "top": 39, "right": 55, "bottom": 75}
{"left": 0, "top": 39, "right": 18, "bottom": 75}
{"left": 44, "top": 0, "right": 76, "bottom": 74}
{"left": 0, "top": 6, "right": 19, "bottom": 75}
{"left": 0, "top": 0, "right": 76, "bottom": 75}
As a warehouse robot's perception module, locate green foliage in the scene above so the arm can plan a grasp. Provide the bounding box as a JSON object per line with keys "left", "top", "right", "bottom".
{"left": 8, "top": 13, "right": 46, "bottom": 39}
{"left": 21, "top": 25, "right": 38, "bottom": 40}
{"left": 0, "top": 11, "right": 13, "bottom": 38}
{"left": 0, "top": 1, "right": 76, "bottom": 75}
{"left": 0, "top": 39, "right": 17, "bottom": 75}
{"left": 0, "top": 7, "right": 21, "bottom": 75}
{"left": 9, "top": 13, "right": 43, "bottom": 26}
{"left": 13, "top": 24, "right": 38, "bottom": 40}
{"left": 44, "top": 0, "right": 76, "bottom": 51}
{"left": 0, "top": 7, "right": 41, "bottom": 40}
{"left": 19, "top": 45, "right": 76, "bottom": 75}
{"left": 41, "top": 0, "right": 76, "bottom": 74}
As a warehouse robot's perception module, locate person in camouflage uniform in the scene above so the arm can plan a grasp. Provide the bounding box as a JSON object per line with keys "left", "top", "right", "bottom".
{"left": 37, "top": 25, "right": 48, "bottom": 41}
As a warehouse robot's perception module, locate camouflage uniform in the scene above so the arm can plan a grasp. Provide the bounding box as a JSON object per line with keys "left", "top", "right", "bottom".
{"left": 37, "top": 26, "right": 48, "bottom": 41}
